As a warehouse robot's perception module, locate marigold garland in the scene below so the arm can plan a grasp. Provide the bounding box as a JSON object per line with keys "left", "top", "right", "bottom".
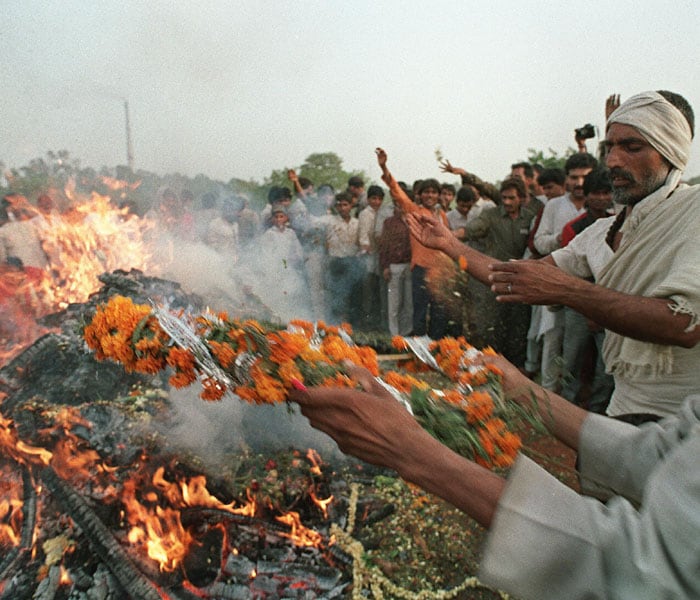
{"left": 84, "top": 295, "right": 542, "bottom": 469}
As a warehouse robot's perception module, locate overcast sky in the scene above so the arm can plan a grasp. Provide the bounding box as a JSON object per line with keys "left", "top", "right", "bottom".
{"left": 3, "top": 0, "right": 700, "bottom": 187}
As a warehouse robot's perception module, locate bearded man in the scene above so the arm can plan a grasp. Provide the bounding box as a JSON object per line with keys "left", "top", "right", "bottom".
{"left": 408, "top": 90, "right": 700, "bottom": 420}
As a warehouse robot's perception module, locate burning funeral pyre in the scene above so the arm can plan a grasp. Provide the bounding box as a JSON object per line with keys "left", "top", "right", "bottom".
{"left": 0, "top": 188, "right": 520, "bottom": 599}
{"left": 0, "top": 270, "right": 357, "bottom": 599}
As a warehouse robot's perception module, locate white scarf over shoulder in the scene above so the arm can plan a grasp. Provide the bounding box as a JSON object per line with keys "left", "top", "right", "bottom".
{"left": 598, "top": 91, "right": 698, "bottom": 379}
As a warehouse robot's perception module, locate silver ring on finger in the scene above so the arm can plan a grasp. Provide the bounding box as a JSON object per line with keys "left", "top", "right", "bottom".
{"left": 507, "top": 283, "right": 512, "bottom": 294}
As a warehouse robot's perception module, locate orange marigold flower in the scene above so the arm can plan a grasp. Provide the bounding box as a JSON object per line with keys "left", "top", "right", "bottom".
{"left": 277, "top": 361, "right": 303, "bottom": 387}
{"left": 208, "top": 340, "right": 237, "bottom": 369}
{"left": 391, "top": 336, "right": 409, "bottom": 351}
{"left": 458, "top": 255, "right": 468, "bottom": 271}
{"left": 383, "top": 371, "right": 428, "bottom": 394}
{"left": 169, "top": 370, "right": 197, "bottom": 388}
{"left": 464, "top": 391, "right": 494, "bottom": 424}
{"left": 482, "top": 346, "right": 498, "bottom": 356}
{"left": 200, "top": 377, "right": 227, "bottom": 401}
{"left": 440, "top": 389, "right": 464, "bottom": 406}
{"left": 167, "top": 346, "right": 195, "bottom": 369}
{"left": 268, "top": 330, "right": 308, "bottom": 364}
{"left": 234, "top": 385, "right": 258, "bottom": 403}
{"left": 288, "top": 319, "right": 315, "bottom": 337}
{"left": 486, "top": 363, "right": 503, "bottom": 377}
{"left": 321, "top": 373, "right": 354, "bottom": 387}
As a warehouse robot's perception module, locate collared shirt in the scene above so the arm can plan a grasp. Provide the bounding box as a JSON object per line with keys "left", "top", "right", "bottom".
{"left": 534, "top": 193, "right": 586, "bottom": 256}
{"left": 464, "top": 205, "right": 535, "bottom": 261}
{"left": 378, "top": 214, "right": 411, "bottom": 269}
{"left": 322, "top": 215, "right": 359, "bottom": 258}
{"left": 357, "top": 205, "right": 378, "bottom": 252}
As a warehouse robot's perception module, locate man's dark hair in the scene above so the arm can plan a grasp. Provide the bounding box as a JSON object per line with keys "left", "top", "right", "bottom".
{"left": 511, "top": 162, "right": 534, "bottom": 179}
{"left": 335, "top": 191, "right": 353, "bottom": 204}
{"left": 583, "top": 169, "right": 612, "bottom": 196}
{"left": 267, "top": 186, "right": 292, "bottom": 204}
{"left": 367, "top": 185, "right": 385, "bottom": 198}
{"left": 456, "top": 185, "right": 477, "bottom": 204}
{"left": 441, "top": 183, "right": 456, "bottom": 194}
{"left": 347, "top": 176, "right": 364, "bottom": 188}
{"left": 537, "top": 167, "right": 566, "bottom": 186}
{"left": 418, "top": 178, "right": 440, "bottom": 194}
{"left": 500, "top": 177, "right": 527, "bottom": 199}
{"left": 657, "top": 90, "right": 695, "bottom": 138}
{"left": 564, "top": 152, "right": 598, "bottom": 174}
{"left": 298, "top": 177, "right": 313, "bottom": 190}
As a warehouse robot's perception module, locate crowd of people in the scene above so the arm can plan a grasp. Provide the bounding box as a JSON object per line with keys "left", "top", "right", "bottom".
{"left": 292, "top": 90, "right": 700, "bottom": 599}
{"left": 3, "top": 89, "right": 699, "bottom": 597}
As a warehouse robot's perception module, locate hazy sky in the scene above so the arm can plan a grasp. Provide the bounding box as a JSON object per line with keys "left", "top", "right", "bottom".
{"left": 3, "top": 1, "right": 700, "bottom": 187}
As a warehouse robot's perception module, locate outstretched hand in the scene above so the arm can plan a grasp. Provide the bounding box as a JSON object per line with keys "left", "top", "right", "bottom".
{"left": 487, "top": 259, "right": 583, "bottom": 305}
{"left": 375, "top": 147, "right": 388, "bottom": 169}
{"left": 289, "top": 364, "right": 423, "bottom": 469}
{"left": 605, "top": 94, "right": 621, "bottom": 120}
{"left": 405, "top": 212, "right": 455, "bottom": 254}
{"left": 439, "top": 159, "right": 466, "bottom": 176}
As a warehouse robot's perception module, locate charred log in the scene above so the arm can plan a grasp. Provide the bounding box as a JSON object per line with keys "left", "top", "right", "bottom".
{"left": 37, "top": 465, "right": 166, "bottom": 600}
{"left": 0, "top": 466, "right": 37, "bottom": 581}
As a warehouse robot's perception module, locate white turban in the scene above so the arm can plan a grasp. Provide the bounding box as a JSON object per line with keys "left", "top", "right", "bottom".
{"left": 607, "top": 91, "right": 692, "bottom": 171}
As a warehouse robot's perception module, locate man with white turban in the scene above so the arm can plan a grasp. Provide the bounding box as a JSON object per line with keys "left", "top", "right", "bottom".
{"left": 409, "top": 90, "right": 700, "bottom": 421}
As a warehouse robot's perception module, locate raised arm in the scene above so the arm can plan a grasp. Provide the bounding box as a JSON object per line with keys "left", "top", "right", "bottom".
{"left": 375, "top": 147, "right": 416, "bottom": 214}
{"left": 287, "top": 169, "right": 307, "bottom": 200}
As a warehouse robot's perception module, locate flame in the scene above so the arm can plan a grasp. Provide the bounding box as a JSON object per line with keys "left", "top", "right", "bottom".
{"left": 275, "top": 511, "right": 323, "bottom": 547}
{"left": 0, "top": 466, "right": 23, "bottom": 547}
{"left": 0, "top": 188, "right": 157, "bottom": 365}
{"left": 306, "top": 448, "right": 323, "bottom": 476}
{"left": 98, "top": 176, "right": 141, "bottom": 193}
{"left": 122, "top": 465, "right": 259, "bottom": 572}
{"left": 309, "top": 489, "right": 334, "bottom": 519}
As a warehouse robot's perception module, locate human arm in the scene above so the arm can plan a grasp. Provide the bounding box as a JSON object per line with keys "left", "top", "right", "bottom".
{"left": 440, "top": 159, "right": 501, "bottom": 203}
{"left": 287, "top": 169, "right": 307, "bottom": 201}
{"left": 375, "top": 148, "right": 416, "bottom": 215}
{"left": 290, "top": 366, "right": 505, "bottom": 528}
{"left": 488, "top": 258, "right": 700, "bottom": 347}
{"left": 605, "top": 93, "right": 621, "bottom": 120}
{"left": 532, "top": 201, "right": 561, "bottom": 255}
{"left": 481, "top": 395, "right": 700, "bottom": 600}
{"left": 405, "top": 211, "right": 500, "bottom": 285}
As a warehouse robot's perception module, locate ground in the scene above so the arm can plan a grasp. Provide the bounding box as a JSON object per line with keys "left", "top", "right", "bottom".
{"left": 331, "top": 425, "right": 578, "bottom": 599}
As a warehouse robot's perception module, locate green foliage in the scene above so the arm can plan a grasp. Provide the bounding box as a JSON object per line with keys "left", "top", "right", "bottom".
{"left": 263, "top": 152, "right": 369, "bottom": 196}
{"left": 524, "top": 147, "right": 576, "bottom": 169}
{"left": 2, "top": 150, "right": 369, "bottom": 215}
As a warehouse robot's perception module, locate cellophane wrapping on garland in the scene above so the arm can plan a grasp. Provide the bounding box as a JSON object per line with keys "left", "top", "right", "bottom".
{"left": 84, "top": 295, "right": 542, "bottom": 468}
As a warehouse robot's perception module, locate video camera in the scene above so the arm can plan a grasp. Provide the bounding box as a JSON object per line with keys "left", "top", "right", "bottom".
{"left": 575, "top": 123, "right": 596, "bottom": 140}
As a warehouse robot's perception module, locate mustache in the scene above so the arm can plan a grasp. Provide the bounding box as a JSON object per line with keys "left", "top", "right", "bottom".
{"left": 609, "top": 167, "right": 635, "bottom": 183}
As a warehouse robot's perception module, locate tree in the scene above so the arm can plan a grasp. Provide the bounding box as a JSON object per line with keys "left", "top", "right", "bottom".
{"left": 262, "top": 152, "right": 369, "bottom": 197}
{"left": 524, "top": 147, "right": 576, "bottom": 170}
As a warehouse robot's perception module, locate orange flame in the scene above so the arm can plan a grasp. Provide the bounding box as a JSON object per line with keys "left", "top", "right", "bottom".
{"left": 0, "top": 188, "right": 157, "bottom": 365}
{"left": 275, "top": 511, "right": 323, "bottom": 547}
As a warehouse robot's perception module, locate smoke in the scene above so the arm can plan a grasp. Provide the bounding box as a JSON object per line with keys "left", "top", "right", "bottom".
{"left": 143, "top": 220, "right": 342, "bottom": 467}
{"left": 161, "top": 386, "right": 342, "bottom": 469}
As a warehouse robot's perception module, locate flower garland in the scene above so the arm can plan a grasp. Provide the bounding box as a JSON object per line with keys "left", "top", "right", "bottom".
{"left": 330, "top": 483, "right": 510, "bottom": 600}
{"left": 84, "top": 295, "right": 540, "bottom": 469}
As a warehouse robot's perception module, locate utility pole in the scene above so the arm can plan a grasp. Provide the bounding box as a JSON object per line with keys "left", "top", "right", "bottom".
{"left": 124, "top": 100, "right": 134, "bottom": 171}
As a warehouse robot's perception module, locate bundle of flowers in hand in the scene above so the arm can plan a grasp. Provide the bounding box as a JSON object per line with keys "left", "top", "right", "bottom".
{"left": 83, "top": 295, "right": 541, "bottom": 469}
{"left": 387, "top": 335, "right": 545, "bottom": 468}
